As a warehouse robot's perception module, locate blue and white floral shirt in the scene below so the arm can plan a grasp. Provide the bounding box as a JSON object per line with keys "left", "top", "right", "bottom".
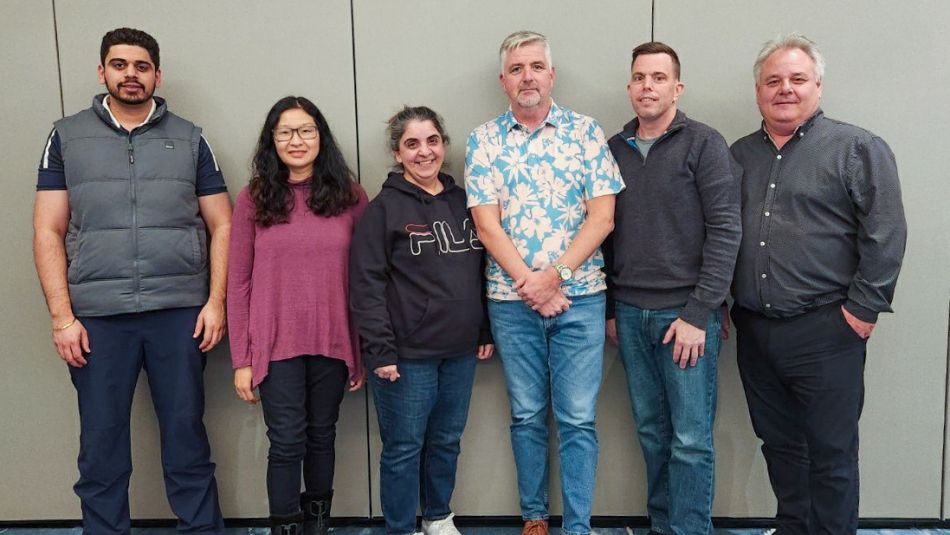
{"left": 465, "top": 102, "right": 625, "bottom": 300}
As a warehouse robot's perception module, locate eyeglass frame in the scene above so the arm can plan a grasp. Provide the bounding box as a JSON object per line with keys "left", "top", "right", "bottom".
{"left": 272, "top": 124, "right": 319, "bottom": 142}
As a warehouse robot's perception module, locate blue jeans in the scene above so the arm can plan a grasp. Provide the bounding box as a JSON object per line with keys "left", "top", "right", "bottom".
{"left": 615, "top": 302, "right": 721, "bottom": 535}
{"left": 372, "top": 355, "right": 478, "bottom": 535}
{"left": 488, "top": 293, "right": 605, "bottom": 535}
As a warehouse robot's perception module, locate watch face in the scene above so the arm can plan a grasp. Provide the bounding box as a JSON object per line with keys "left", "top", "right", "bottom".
{"left": 558, "top": 266, "right": 572, "bottom": 280}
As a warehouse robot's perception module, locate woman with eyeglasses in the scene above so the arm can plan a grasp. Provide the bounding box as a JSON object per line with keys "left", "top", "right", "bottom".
{"left": 349, "top": 106, "right": 493, "bottom": 535}
{"left": 227, "top": 96, "right": 367, "bottom": 535}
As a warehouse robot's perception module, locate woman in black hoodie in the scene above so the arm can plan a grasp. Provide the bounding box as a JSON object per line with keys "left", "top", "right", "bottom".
{"left": 350, "top": 106, "right": 493, "bottom": 535}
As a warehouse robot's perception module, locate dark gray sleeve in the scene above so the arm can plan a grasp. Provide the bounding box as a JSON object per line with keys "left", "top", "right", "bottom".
{"left": 679, "top": 132, "right": 742, "bottom": 329}
{"left": 843, "top": 135, "right": 907, "bottom": 323}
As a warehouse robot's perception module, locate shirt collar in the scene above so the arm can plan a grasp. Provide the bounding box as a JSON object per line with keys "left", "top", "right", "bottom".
{"left": 760, "top": 108, "right": 824, "bottom": 144}
{"left": 502, "top": 100, "right": 562, "bottom": 132}
{"left": 101, "top": 95, "right": 158, "bottom": 130}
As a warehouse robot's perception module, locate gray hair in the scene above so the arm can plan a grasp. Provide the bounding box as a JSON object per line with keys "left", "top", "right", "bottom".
{"left": 499, "top": 30, "right": 552, "bottom": 72}
{"left": 753, "top": 32, "right": 826, "bottom": 83}
{"left": 386, "top": 105, "right": 449, "bottom": 157}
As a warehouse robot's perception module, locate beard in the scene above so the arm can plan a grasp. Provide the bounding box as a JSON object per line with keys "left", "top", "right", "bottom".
{"left": 516, "top": 90, "right": 542, "bottom": 108}
{"left": 106, "top": 80, "right": 154, "bottom": 106}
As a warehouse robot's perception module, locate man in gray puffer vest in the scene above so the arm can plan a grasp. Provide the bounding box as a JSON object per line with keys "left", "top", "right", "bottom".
{"left": 33, "top": 27, "right": 231, "bottom": 534}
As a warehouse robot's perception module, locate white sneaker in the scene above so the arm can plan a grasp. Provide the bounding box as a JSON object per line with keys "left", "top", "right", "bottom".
{"left": 763, "top": 529, "right": 777, "bottom": 535}
{"left": 422, "top": 513, "right": 462, "bottom": 535}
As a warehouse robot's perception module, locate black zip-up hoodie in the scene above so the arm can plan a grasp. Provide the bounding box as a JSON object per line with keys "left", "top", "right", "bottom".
{"left": 349, "top": 172, "right": 491, "bottom": 371}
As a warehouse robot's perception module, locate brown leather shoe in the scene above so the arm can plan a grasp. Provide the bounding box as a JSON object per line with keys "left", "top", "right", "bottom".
{"left": 522, "top": 519, "right": 548, "bottom": 535}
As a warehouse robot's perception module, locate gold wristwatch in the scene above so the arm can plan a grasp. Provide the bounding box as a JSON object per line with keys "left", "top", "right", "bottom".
{"left": 553, "top": 263, "right": 573, "bottom": 282}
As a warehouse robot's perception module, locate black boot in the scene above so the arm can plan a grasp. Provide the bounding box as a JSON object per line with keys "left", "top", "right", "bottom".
{"left": 301, "top": 489, "right": 333, "bottom": 535}
{"left": 270, "top": 511, "right": 305, "bottom": 535}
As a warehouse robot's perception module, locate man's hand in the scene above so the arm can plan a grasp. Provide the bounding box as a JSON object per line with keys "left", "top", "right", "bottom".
{"left": 535, "top": 290, "right": 572, "bottom": 318}
{"left": 375, "top": 365, "right": 400, "bottom": 382}
{"left": 606, "top": 318, "right": 618, "bottom": 346}
{"left": 662, "top": 318, "right": 706, "bottom": 369}
{"left": 720, "top": 304, "right": 730, "bottom": 341}
{"left": 841, "top": 306, "right": 875, "bottom": 339}
{"left": 53, "top": 319, "right": 90, "bottom": 367}
{"left": 194, "top": 298, "right": 226, "bottom": 352}
{"left": 477, "top": 344, "right": 495, "bottom": 360}
{"left": 234, "top": 366, "right": 258, "bottom": 404}
{"left": 514, "top": 268, "right": 561, "bottom": 309}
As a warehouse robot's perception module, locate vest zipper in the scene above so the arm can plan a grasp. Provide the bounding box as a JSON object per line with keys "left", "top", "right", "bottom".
{"left": 128, "top": 135, "right": 141, "bottom": 311}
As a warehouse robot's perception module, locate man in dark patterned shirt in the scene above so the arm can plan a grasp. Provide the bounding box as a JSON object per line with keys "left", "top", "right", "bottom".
{"left": 730, "top": 33, "right": 906, "bottom": 535}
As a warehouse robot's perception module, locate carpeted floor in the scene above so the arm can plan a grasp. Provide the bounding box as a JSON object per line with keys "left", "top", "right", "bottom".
{"left": 2, "top": 527, "right": 950, "bottom": 534}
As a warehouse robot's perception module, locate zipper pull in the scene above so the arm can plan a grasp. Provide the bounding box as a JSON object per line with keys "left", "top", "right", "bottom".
{"left": 128, "top": 141, "right": 134, "bottom": 164}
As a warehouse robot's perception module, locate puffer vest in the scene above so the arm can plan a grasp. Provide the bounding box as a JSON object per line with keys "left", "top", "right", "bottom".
{"left": 55, "top": 95, "right": 209, "bottom": 316}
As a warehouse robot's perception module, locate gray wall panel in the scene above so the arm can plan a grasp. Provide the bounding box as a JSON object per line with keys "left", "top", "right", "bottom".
{"left": 657, "top": 0, "right": 950, "bottom": 518}
{"left": 2, "top": 0, "right": 948, "bottom": 523}
{"left": 352, "top": 0, "right": 653, "bottom": 517}
{"left": 30, "top": 0, "right": 367, "bottom": 519}
{"left": 0, "top": 0, "right": 77, "bottom": 520}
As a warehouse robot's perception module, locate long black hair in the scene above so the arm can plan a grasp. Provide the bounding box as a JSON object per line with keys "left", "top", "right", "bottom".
{"left": 250, "top": 96, "right": 358, "bottom": 226}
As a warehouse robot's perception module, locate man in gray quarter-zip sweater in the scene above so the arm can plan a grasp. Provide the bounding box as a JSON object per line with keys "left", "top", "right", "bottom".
{"left": 603, "top": 42, "right": 741, "bottom": 535}
{"left": 730, "top": 34, "right": 905, "bottom": 535}
{"left": 32, "top": 28, "right": 231, "bottom": 534}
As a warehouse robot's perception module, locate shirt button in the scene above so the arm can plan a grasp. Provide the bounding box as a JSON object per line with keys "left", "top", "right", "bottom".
{"left": 776, "top": 155, "right": 782, "bottom": 160}
{"left": 765, "top": 303, "right": 772, "bottom": 308}
{"left": 764, "top": 211, "right": 770, "bottom": 216}
{"left": 770, "top": 183, "right": 776, "bottom": 188}
{"left": 760, "top": 241, "right": 766, "bottom": 246}
{"left": 761, "top": 273, "right": 767, "bottom": 278}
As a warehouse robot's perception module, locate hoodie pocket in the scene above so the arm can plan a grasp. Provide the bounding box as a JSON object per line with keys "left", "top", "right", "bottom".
{"left": 401, "top": 298, "right": 482, "bottom": 351}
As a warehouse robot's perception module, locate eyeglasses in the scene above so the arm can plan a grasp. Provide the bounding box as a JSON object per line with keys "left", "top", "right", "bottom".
{"left": 273, "top": 125, "right": 318, "bottom": 142}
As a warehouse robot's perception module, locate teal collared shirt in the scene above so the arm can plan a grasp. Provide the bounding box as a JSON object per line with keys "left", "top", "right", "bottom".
{"left": 465, "top": 102, "right": 625, "bottom": 300}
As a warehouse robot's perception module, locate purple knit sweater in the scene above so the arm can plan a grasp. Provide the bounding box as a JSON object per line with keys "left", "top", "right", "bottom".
{"left": 227, "top": 180, "right": 368, "bottom": 387}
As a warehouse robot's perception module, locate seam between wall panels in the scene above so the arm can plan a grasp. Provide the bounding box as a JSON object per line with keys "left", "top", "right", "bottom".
{"left": 52, "top": 0, "right": 64, "bottom": 118}
{"left": 942, "top": 304, "right": 950, "bottom": 519}
{"left": 349, "top": 0, "right": 371, "bottom": 519}
{"left": 350, "top": 0, "right": 362, "bottom": 185}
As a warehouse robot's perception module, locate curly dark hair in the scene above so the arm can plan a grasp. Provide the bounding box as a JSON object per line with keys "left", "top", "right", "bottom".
{"left": 101, "top": 27, "right": 160, "bottom": 68}
{"left": 250, "top": 96, "right": 358, "bottom": 226}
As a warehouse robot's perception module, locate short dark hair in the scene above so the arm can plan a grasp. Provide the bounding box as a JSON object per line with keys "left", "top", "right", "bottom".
{"left": 631, "top": 41, "right": 681, "bottom": 80}
{"left": 100, "top": 27, "right": 160, "bottom": 69}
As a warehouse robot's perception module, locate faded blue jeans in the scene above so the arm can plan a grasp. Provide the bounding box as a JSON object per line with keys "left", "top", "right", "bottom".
{"left": 372, "top": 355, "right": 478, "bottom": 535}
{"left": 615, "top": 302, "right": 721, "bottom": 535}
{"left": 488, "top": 292, "right": 605, "bottom": 535}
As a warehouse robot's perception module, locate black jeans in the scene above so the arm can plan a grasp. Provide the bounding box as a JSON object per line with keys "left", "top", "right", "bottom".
{"left": 259, "top": 354, "right": 348, "bottom": 515}
{"left": 732, "top": 302, "right": 867, "bottom": 535}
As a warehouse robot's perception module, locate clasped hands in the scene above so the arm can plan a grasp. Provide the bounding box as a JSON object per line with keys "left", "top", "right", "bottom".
{"left": 514, "top": 267, "right": 571, "bottom": 318}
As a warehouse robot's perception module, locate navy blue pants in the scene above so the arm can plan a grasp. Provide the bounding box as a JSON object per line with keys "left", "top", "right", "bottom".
{"left": 70, "top": 307, "right": 224, "bottom": 534}
{"left": 733, "top": 302, "right": 867, "bottom": 535}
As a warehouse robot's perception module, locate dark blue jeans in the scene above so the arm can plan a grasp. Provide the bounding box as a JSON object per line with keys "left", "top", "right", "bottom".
{"left": 259, "top": 354, "right": 348, "bottom": 516}
{"left": 372, "top": 355, "right": 477, "bottom": 535}
{"left": 70, "top": 307, "right": 224, "bottom": 535}
{"left": 733, "top": 302, "right": 867, "bottom": 535}
{"left": 615, "top": 303, "right": 721, "bottom": 535}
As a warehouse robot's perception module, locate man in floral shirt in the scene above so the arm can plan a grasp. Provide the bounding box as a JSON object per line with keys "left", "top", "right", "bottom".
{"left": 465, "top": 30, "right": 624, "bottom": 535}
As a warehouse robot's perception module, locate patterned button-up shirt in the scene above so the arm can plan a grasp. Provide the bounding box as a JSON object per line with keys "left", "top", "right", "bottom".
{"left": 465, "top": 102, "right": 625, "bottom": 300}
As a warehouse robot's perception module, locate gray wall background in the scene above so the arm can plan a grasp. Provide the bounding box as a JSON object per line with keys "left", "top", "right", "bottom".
{"left": 1, "top": 0, "right": 947, "bottom": 522}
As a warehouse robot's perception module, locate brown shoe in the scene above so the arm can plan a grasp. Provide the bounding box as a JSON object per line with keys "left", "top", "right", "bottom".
{"left": 522, "top": 519, "right": 548, "bottom": 535}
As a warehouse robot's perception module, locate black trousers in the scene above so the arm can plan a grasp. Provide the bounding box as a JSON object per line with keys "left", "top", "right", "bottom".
{"left": 732, "top": 302, "right": 867, "bottom": 535}
{"left": 259, "top": 354, "right": 348, "bottom": 515}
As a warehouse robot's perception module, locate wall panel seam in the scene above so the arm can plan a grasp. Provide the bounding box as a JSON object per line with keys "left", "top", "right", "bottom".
{"left": 51, "top": 0, "right": 65, "bottom": 117}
